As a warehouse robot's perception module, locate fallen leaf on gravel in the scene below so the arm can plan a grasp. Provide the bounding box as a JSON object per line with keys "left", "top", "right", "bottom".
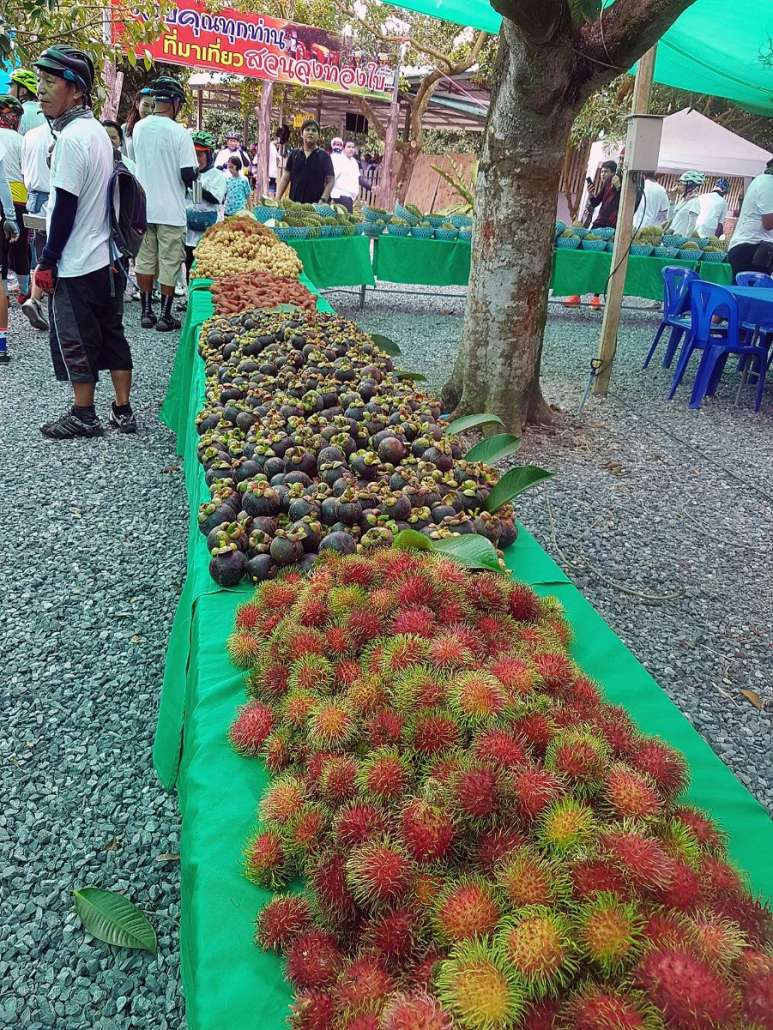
{"left": 740, "top": 690, "right": 764, "bottom": 710}
{"left": 130, "top": 634, "right": 143, "bottom": 644}
{"left": 156, "top": 853, "right": 180, "bottom": 863}
{"left": 161, "top": 465, "right": 180, "bottom": 474}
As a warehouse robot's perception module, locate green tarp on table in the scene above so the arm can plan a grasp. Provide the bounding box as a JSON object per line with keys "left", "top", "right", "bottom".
{"left": 373, "top": 235, "right": 471, "bottom": 286}
{"left": 285, "top": 236, "right": 375, "bottom": 289}
{"left": 157, "top": 295, "right": 773, "bottom": 1030}
{"left": 551, "top": 249, "right": 701, "bottom": 300}
{"left": 698, "top": 262, "right": 734, "bottom": 286}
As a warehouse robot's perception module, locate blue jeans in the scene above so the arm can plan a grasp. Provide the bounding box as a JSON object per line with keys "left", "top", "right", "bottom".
{"left": 27, "top": 190, "right": 49, "bottom": 265}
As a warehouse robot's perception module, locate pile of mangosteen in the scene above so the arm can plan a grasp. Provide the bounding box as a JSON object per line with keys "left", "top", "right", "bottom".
{"left": 196, "top": 308, "right": 518, "bottom": 586}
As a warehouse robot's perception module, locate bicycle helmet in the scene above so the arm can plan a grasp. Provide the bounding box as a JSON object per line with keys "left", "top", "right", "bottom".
{"left": 226, "top": 128, "right": 242, "bottom": 141}
{"left": 0, "top": 94, "right": 23, "bottom": 116}
{"left": 679, "top": 170, "right": 705, "bottom": 188}
{"left": 191, "top": 129, "right": 217, "bottom": 150}
{"left": 10, "top": 68, "right": 38, "bottom": 95}
{"left": 715, "top": 177, "right": 730, "bottom": 194}
{"left": 34, "top": 46, "right": 95, "bottom": 97}
{"left": 150, "top": 76, "right": 186, "bottom": 104}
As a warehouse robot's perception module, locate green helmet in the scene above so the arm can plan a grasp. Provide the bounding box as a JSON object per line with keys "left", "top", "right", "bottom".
{"left": 10, "top": 68, "right": 38, "bottom": 94}
{"left": 150, "top": 76, "right": 186, "bottom": 104}
{"left": 191, "top": 129, "right": 216, "bottom": 150}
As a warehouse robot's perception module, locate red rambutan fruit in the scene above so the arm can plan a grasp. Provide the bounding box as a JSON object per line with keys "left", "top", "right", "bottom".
{"left": 306, "top": 700, "right": 357, "bottom": 751}
{"left": 304, "top": 750, "right": 336, "bottom": 790}
{"left": 289, "top": 988, "right": 336, "bottom": 1030}
{"left": 687, "top": 909, "right": 747, "bottom": 969}
{"left": 736, "top": 950, "right": 773, "bottom": 1030}
{"left": 601, "top": 828, "right": 675, "bottom": 891}
{"left": 545, "top": 727, "right": 609, "bottom": 793}
{"left": 324, "top": 625, "right": 353, "bottom": 658}
{"left": 468, "top": 571, "right": 510, "bottom": 612}
{"left": 644, "top": 911, "right": 694, "bottom": 950}
{"left": 475, "top": 612, "right": 517, "bottom": 649}
{"left": 532, "top": 651, "right": 575, "bottom": 693}
{"left": 318, "top": 755, "right": 360, "bottom": 807}
{"left": 392, "top": 605, "right": 437, "bottom": 638}
{"left": 380, "top": 990, "right": 453, "bottom": 1030}
{"left": 506, "top": 582, "right": 541, "bottom": 622}
{"left": 697, "top": 854, "right": 745, "bottom": 898}
{"left": 235, "top": 600, "right": 262, "bottom": 631}
{"left": 649, "top": 859, "right": 703, "bottom": 912}
{"left": 244, "top": 828, "right": 289, "bottom": 888}
{"left": 399, "top": 798, "right": 456, "bottom": 863}
{"left": 287, "top": 803, "right": 330, "bottom": 859}
{"left": 283, "top": 688, "right": 318, "bottom": 729}
{"left": 258, "top": 662, "right": 291, "bottom": 700}
{"left": 335, "top": 659, "right": 362, "bottom": 690}
{"left": 364, "top": 708, "right": 405, "bottom": 748}
{"left": 228, "top": 701, "right": 274, "bottom": 756}
{"left": 338, "top": 556, "right": 377, "bottom": 587}
{"left": 435, "top": 939, "right": 527, "bottom": 1029}
{"left": 309, "top": 850, "right": 358, "bottom": 925}
{"left": 407, "top": 709, "right": 462, "bottom": 757}
{"left": 602, "top": 764, "right": 662, "bottom": 821}
{"left": 590, "top": 705, "right": 638, "bottom": 758}
{"left": 473, "top": 728, "right": 530, "bottom": 770}
{"left": 226, "top": 631, "right": 263, "bottom": 669}
{"left": 263, "top": 728, "right": 295, "bottom": 773}
{"left": 449, "top": 763, "right": 502, "bottom": 820}
{"left": 565, "top": 675, "right": 602, "bottom": 709}
{"left": 428, "top": 631, "right": 475, "bottom": 670}
{"left": 496, "top": 847, "right": 569, "bottom": 909}
{"left": 346, "top": 838, "right": 414, "bottom": 909}
{"left": 474, "top": 826, "right": 525, "bottom": 873}
{"left": 380, "top": 634, "right": 429, "bottom": 674}
{"left": 284, "top": 626, "right": 326, "bottom": 659}
{"left": 256, "top": 894, "right": 313, "bottom": 953}
{"left": 574, "top": 892, "right": 643, "bottom": 975}
{"left": 333, "top": 956, "right": 395, "bottom": 1017}
{"left": 333, "top": 802, "right": 387, "bottom": 849}
{"left": 512, "top": 766, "right": 564, "bottom": 821}
{"left": 396, "top": 573, "right": 436, "bottom": 608}
{"left": 286, "top": 929, "right": 344, "bottom": 990}
{"left": 341, "top": 1013, "right": 379, "bottom": 1030}
{"left": 447, "top": 671, "right": 507, "bottom": 728}
{"left": 434, "top": 597, "right": 470, "bottom": 626}
{"left": 261, "top": 578, "right": 301, "bottom": 609}
{"left": 570, "top": 857, "right": 630, "bottom": 902}
{"left": 345, "top": 608, "right": 384, "bottom": 646}
{"left": 511, "top": 712, "right": 556, "bottom": 757}
{"left": 629, "top": 737, "right": 688, "bottom": 798}
{"left": 495, "top": 906, "right": 577, "bottom": 999}
{"left": 295, "top": 595, "right": 329, "bottom": 628}
{"left": 357, "top": 748, "right": 412, "bottom": 804}
{"left": 488, "top": 655, "right": 538, "bottom": 699}
{"left": 522, "top": 998, "right": 561, "bottom": 1030}
{"left": 709, "top": 891, "right": 772, "bottom": 949}
{"left": 671, "top": 806, "right": 726, "bottom": 853}
{"left": 634, "top": 947, "right": 739, "bottom": 1028}
{"left": 367, "top": 588, "right": 398, "bottom": 620}
{"left": 391, "top": 666, "right": 445, "bottom": 713}
{"left": 408, "top": 950, "right": 444, "bottom": 989}
{"left": 361, "top": 905, "right": 423, "bottom": 968}
{"left": 431, "top": 876, "right": 502, "bottom": 944}
{"left": 259, "top": 774, "right": 307, "bottom": 825}
{"left": 562, "top": 984, "right": 654, "bottom": 1030}
{"left": 537, "top": 798, "right": 596, "bottom": 857}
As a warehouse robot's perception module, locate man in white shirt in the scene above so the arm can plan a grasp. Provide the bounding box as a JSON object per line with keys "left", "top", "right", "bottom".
{"left": 22, "top": 120, "right": 52, "bottom": 264}
{"left": 330, "top": 138, "right": 361, "bottom": 212}
{"left": 728, "top": 159, "right": 773, "bottom": 282}
{"left": 695, "top": 178, "right": 729, "bottom": 239}
{"left": 32, "top": 46, "right": 135, "bottom": 439}
{"left": 0, "top": 95, "right": 31, "bottom": 300}
{"left": 215, "top": 132, "right": 250, "bottom": 176}
{"left": 635, "top": 172, "right": 669, "bottom": 229}
{"left": 9, "top": 68, "right": 47, "bottom": 135}
{"left": 668, "top": 170, "right": 704, "bottom": 236}
{"left": 133, "top": 76, "right": 198, "bottom": 332}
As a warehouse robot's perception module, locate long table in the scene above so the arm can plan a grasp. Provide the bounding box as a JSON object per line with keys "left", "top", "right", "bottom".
{"left": 285, "top": 235, "right": 375, "bottom": 289}
{"left": 157, "top": 284, "right": 772, "bottom": 1030}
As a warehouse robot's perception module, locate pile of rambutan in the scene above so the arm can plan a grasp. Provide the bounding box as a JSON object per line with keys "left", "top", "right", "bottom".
{"left": 228, "top": 549, "right": 771, "bottom": 1029}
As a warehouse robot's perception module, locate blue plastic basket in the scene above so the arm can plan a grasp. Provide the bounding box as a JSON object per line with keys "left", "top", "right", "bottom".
{"left": 449, "top": 214, "right": 473, "bottom": 228}
{"left": 654, "top": 246, "right": 680, "bottom": 258}
{"left": 459, "top": 229, "right": 473, "bottom": 242}
{"left": 700, "top": 250, "right": 727, "bottom": 263}
{"left": 352, "top": 223, "right": 365, "bottom": 235}
{"left": 186, "top": 207, "right": 219, "bottom": 232}
{"left": 363, "top": 206, "right": 388, "bottom": 223}
{"left": 395, "top": 202, "right": 420, "bottom": 226}
{"left": 663, "top": 233, "right": 687, "bottom": 248}
{"left": 556, "top": 236, "right": 581, "bottom": 250}
{"left": 273, "top": 227, "right": 291, "bottom": 241}
{"left": 630, "top": 244, "right": 654, "bottom": 257}
{"left": 330, "top": 225, "right": 346, "bottom": 237}
{"left": 313, "top": 203, "right": 336, "bottom": 217}
{"left": 411, "top": 227, "right": 435, "bottom": 240}
{"left": 387, "top": 224, "right": 411, "bottom": 237}
{"left": 426, "top": 214, "right": 446, "bottom": 228}
{"left": 434, "top": 228, "right": 459, "bottom": 241}
{"left": 571, "top": 225, "right": 589, "bottom": 239}
{"left": 362, "top": 221, "right": 386, "bottom": 237}
{"left": 678, "top": 248, "right": 701, "bottom": 261}
{"left": 253, "top": 205, "right": 282, "bottom": 223}
{"left": 317, "top": 225, "right": 335, "bottom": 238}
{"left": 582, "top": 239, "right": 607, "bottom": 252}
{"left": 594, "top": 226, "right": 615, "bottom": 240}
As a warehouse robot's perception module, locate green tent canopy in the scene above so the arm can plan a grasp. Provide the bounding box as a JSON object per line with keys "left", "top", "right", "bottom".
{"left": 385, "top": 0, "right": 773, "bottom": 115}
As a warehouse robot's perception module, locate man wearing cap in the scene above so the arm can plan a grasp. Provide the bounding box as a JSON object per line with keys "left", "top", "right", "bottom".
{"left": 33, "top": 46, "right": 136, "bottom": 438}
{"left": 132, "top": 76, "right": 198, "bottom": 332}
{"left": 9, "top": 69, "right": 46, "bottom": 134}
{"left": 215, "top": 132, "right": 250, "bottom": 175}
{"left": 330, "top": 138, "right": 361, "bottom": 213}
{"left": 696, "top": 179, "right": 730, "bottom": 239}
{"left": 276, "top": 120, "right": 334, "bottom": 205}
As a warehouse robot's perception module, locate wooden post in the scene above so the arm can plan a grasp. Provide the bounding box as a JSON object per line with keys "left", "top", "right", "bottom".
{"left": 378, "top": 53, "right": 402, "bottom": 209}
{"left": 593, "top": 47, "right": 657, "bottom": 396}
{"left": 255, "top": 81, "right": 273, "bottom": 198}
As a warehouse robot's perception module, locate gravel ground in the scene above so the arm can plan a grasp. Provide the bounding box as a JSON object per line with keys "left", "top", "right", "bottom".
{"left": 332, "top": 284, "right": 773, "bottom": 814}
{"left": 0, "top": 298, "right": 187, "bottom": 1027}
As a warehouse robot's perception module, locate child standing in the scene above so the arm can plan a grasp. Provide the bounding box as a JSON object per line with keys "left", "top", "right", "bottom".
{"left": 224, "top": 157, "right": 251, "bottom": 216}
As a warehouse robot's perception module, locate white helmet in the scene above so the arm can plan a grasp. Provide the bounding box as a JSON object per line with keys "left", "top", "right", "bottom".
{"left": 679, "top": 170, "right": 705, "bottom": 188}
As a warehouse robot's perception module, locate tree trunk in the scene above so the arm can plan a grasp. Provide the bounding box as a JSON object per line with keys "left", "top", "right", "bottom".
{"left": 443, "top": 22, "right": 579, "bottom": 432}
{"left": 395, "top": 143, "right": 419, "bottom": 203}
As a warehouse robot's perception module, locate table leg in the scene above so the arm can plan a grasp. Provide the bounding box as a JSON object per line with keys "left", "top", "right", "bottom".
{"left": 359, "top": 285, "right": 366, "bottom": 311}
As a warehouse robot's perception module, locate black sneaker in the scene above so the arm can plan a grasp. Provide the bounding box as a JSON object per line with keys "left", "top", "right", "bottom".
{"left": 41, "top": 407, "right": 104, "bottom": 439}
{"left": 109, "top": 404, "right": 138, "bottom": 434}
{"left": 21, "top": 296, "right": 49, "bottom": 330}
{"left": 0, "top": 350, "right": 9, "bottom": 365}
{"left": 141, "top": 312, "right": 157, "bottom": 329}
{"left": 156, "top": 314, "right": 181, "bottom": 332}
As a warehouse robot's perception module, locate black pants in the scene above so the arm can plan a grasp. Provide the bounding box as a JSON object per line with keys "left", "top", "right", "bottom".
{"left": 728, "top": 243, "right": 767, "bottom": 284}
{"left": 0, "top": 202, "right": 30, "bottom": 279}
{"left": 185, "top": 245, "right": 195, "bottom": 282}
{"left": 49, "top": 266, "right": 132, "bottom": 383}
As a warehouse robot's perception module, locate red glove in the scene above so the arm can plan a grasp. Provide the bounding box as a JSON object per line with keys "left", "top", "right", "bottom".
{"left": 35, "top": 266, "right": 56, "bottom": 294}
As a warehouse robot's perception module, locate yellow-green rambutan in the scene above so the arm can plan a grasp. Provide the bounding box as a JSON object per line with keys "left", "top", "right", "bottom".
{"left": 495, "top": 846, "right": 570, "bottom": 909}
{"left": 259, "top": 774, "right": 307, "bottom": 825}
{"left": 574, "top": 891, "right": 643, "bottom": 975}
{"left": 434, "top": 939, "right": 527, "bottom": 1030}
{"left": 244, "top": 828, "right": 291, "bottom": 888}
{"left": 289, "top": 654, "right": 335, "bottom": 694}
{"left": 306, "top": 700, "right": 357, "bottom": 751}
{"left": 602, "top": 764, "right": 662, "bottom": 821}
{"left": 447, "top": 671, "right": 508, "bottom": 729}
{"left": 226, "top": 630, "right": 263, "bottom": 669}
{"left": 391, "top": 665, "right": 446, "bottom": 713}
{"left": 494, "top": 906, "right": 578, "bottom": 999}
{"left": 537, "top": 798, "right": 596, "bottom": 857}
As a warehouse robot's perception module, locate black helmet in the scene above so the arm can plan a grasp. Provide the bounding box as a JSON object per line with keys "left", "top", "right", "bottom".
{"left": 34, "top": 46, "right": 94, "bottom": 96}
{"left": 150, "top": 76, "right": 186, "bottom": 105}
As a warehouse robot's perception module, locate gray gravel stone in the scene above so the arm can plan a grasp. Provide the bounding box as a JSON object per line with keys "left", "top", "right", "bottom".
{"left": 0, "top": 297, "right": 187, "bottom": 1027}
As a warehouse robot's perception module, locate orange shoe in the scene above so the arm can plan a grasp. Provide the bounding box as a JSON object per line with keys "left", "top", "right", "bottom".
{"left": 590, "top": 295, "right": 603, "bottom": 310}
{"left": 563, "top": 295, "right": 581, "bottom": 307}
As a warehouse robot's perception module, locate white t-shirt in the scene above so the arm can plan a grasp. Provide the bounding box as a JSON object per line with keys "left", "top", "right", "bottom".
{"left": 729, "top": 173, "right": 773, "bottom": 249}
{"left": 635, "top": 178, "right": 669, "bottom": 229}
{"left": 22, "top": 122, "right": 52, "bottom": 194}
{"left": 215, "top": 146, "right": 250, "bottom": 175}
{"left": 330, "top": 152, "right": 361, "bottom": 201}
{"left": 19, "top": 100, "right": 46, "bottom": 136}
{"left": 46, "top": 114, "right": 113, "bottom": 278}
{"left": 0, "top": 127, "right": 23, "bottom": 184}
{"left": 696, "top": 192, "right": 728, "bottom": 238}
{"left": 669, "top": 194, "right": 701, "bottom": 236}
{"left": 133, "top": 115, "right": 198, "bottom": 227}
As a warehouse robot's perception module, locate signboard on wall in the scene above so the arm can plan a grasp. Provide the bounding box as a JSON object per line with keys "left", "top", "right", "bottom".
{"left": 113, "top": 1, "right": 395, "bottom": 100}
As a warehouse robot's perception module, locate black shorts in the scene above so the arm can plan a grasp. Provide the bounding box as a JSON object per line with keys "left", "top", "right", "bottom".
{"left": 49, "top": 266, "right": 133, "bottom": 384}
{"left": 0, "top": 202, "right": 30, "bottom": 278}
{"left": 727, "top": 243, "right": 767, "bottom": 284}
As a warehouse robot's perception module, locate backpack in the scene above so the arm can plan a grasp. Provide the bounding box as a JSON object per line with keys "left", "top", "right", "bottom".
{"left": 107, "top": 160, "right": 147, "bottom": 266}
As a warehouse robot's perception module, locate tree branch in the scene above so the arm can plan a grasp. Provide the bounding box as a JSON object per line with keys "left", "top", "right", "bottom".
{"left": 578, "top": 0, "right": 697, "bottom": 73}
{"left": 491, "top": 0, "right": 565, "bottom": 45}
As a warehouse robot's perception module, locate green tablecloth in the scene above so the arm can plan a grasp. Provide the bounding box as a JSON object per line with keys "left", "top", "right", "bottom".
{"left": 697, "top": 261, "right": 734, "bottom": 286}
{"left": 157, "top": 289, "right": 772, "bottom": 1030}
{"left": 285, "top": 236, "right": 375, "bottom": 289}
{"left": 550, "top": 249, "right": 703, "bottom": 300}
{"left": 373, "top": 235, "right": 472, "bottom": 286}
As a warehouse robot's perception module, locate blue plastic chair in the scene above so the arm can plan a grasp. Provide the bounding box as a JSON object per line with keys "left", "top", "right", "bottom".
{"left": 669, "top": 282, "right": 768, "bottom": 410}
{"left": 642, "top": 266, "right": 697, "bottom": 369}
{"left": 735, "top": 272, "right": 773, "bottom": 288}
